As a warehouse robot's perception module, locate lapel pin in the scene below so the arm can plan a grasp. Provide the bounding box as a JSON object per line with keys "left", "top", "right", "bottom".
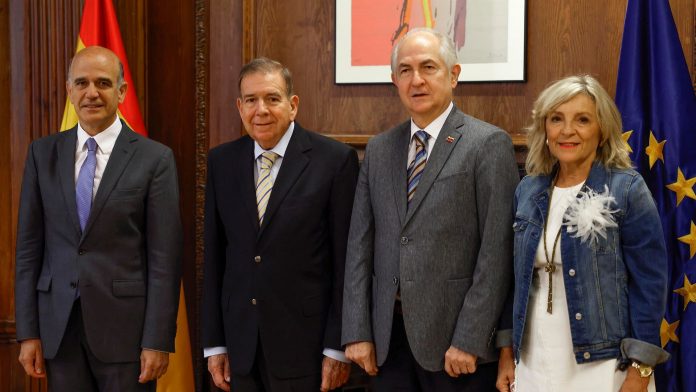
{"left": 446, "top": 136, "right": 455, "bottom": 143}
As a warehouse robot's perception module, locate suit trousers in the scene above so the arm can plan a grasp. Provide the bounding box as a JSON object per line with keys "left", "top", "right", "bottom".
{"left": 230, "top": 336, "right": 322, "bottom": 392}
{"left": 45, "top": 299, "right": 155, "bottom": 392}
{"left": 371, "top": 309, "right": 497, "bottom": 392}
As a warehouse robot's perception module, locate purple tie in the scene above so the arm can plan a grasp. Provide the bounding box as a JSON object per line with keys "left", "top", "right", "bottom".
{"left": 76, "top": 138, "right": 97, "bottom": 232}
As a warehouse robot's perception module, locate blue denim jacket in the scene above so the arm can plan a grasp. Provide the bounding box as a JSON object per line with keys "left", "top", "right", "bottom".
{"left": 509, "top": 163, "right": 669, "bottom": 367}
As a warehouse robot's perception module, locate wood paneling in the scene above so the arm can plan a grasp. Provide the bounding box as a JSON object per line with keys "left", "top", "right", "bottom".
{"left": 1, "top": 0, "right": 12, "bottom": 324}
{"left": 145, "top": 0, "right": 202, "bottom": 389}
{"left": 210, "top": 0, "right": 243, "bottom": 148}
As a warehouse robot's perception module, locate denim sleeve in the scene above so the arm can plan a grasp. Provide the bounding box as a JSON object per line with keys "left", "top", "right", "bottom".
{"left": 619, "top": 174, "right": 670, "bottom": 366}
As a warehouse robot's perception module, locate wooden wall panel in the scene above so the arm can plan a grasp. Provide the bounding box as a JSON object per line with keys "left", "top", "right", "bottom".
{"left": 1, "top": 0, "right": 12, "bottom": 324}
{"left": 209, "top": 0, "right": 243, "bottom": 147}
{"left": 145, "top": 0, "right": 202, "bottom": 389}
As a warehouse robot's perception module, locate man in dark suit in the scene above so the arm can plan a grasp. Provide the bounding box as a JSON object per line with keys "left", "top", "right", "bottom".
{"left": 14, "top": 46, "right": 182, "bottom": 391}
{"left": 342, "top": 28, "right": 519, "bottom": 391}
{"left": 202, "top": 57, "right": 358, "bottom": 392}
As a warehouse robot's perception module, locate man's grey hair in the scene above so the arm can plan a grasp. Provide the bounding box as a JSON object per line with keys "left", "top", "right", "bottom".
{"left": 238, "top": 57, "right": 294, "bottom": 97}
{"left": 390, "top": 28, "right": 458, "bottom": 73}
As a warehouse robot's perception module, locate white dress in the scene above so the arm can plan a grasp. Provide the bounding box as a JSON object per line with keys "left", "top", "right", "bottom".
{"left": 514, "top": 184, "right": 655, "bottom": 392}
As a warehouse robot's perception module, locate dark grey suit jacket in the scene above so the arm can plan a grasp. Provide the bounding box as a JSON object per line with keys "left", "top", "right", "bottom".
{"left": 342, "top": 106, "right": 519, "bottom": 371}
{"left": 15, "top": 122, "right": 182, "bottom": 363}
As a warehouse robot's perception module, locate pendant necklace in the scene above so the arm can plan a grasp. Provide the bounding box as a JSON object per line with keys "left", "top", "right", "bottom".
{"left": 542, "top": 176, "right": 562, "bottom": 314}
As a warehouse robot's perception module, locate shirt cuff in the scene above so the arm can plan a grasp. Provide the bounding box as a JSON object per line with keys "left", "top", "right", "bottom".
{"left": 204, "top": 346, "right": 227, "bottom": 358}
{"left": 323, "top": 348, "right": 350, "bottom": 363}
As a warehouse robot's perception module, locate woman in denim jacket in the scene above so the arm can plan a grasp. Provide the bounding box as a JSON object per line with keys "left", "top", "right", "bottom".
{"left": 496, "top": 75, "right": 669, "bottom": 392}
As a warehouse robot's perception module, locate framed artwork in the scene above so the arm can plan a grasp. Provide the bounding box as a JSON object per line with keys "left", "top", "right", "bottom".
{"left": 336, "top": 0, "right": 526, "bottom": 83}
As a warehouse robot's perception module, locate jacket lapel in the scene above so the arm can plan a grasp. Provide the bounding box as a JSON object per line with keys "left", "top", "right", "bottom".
{"left": 237, "top": 138, "right": 261, "bottom": 232}
{"left": 58, "top": 128, "right": 82, "bottom": 236}
{"left": 258, "top": 126, "right": 310, "bottom": 238}
{"left": 80, "top": 125, "right": 136, "bottom": 241}
{"left": 391, "top": 125, "right": 410, "bottom": 226}
{"left": 404, "top": 107, "right": 465, "bottom": 226}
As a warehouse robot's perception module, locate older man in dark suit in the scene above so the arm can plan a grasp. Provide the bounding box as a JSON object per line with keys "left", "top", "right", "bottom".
{"left": 15, "top": 46, "right": 182, "bottom": 391}
{"left": 202, "top": 57, "right": 358, "bottom": 392}
{"left": 342, "top": 28, "right": 519, "bottom": 391}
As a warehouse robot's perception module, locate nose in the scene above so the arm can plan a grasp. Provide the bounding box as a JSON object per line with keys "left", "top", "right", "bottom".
{"left": 85, "top": 83, "right": 99, "bottom": 98}
{"left": 255, "top": 99, "right": 269, "bottom": 115}
{"left": 411, "top": 70, "right": 425, "bottom": 86}
{"left": 560, "top": 121, "right": 575, "bottom": 135}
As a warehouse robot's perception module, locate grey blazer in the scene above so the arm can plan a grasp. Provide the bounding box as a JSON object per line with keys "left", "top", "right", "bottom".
{"left": 342, "top": 106, "right": 519, "bottom": 371}
{"left": 14, "top": 123, "right": 182, "bottom": 363}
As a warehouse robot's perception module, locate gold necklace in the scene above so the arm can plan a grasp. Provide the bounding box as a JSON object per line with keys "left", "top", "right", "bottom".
{"left": 542, "top": 178, "right": 562, "bottom": 314}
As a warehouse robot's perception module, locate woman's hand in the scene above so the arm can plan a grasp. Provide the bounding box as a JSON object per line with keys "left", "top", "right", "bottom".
{"left": 496, "top": 346, "right": 516, "bottom": 391}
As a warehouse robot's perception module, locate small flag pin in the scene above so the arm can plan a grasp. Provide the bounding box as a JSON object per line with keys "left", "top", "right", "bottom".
{"left": 446, "top": 136, "right": 455, "bottom": 143}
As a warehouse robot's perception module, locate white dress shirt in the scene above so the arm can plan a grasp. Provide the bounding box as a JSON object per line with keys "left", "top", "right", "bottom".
{"left": 407, "top": 102, "right": 453, "bottom": 168}
{"left": 74, "top": 116, "right": 122, "bottom": 200}
{"left": 204, "top": 121, "right": 348, "bottom": 363}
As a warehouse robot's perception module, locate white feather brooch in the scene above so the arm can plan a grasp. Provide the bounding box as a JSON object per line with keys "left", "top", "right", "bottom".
{"left": 563, "top": 185, "right": 618, "bottom": 245}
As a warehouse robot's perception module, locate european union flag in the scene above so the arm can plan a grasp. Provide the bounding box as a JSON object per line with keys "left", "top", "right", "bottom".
{"left": 616, "top": 0, "right": 696, "bottom": 391}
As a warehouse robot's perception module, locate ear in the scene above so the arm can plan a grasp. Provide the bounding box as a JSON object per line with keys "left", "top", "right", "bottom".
{"left": 117, "top": 82, "right": 128, "bottom": 104}
{"left": 66, "top": 81, "right": 75, "bottom": 105}
{"left": 450, "top": 64, "right": 461, "bottom": 87}
{"left": 236, "top": 97, "right": 243, "bottom": 116}
{"left": 288, "top": 95, "right": 299, "bottom": 121}
{"left": 391, "top": 73, "right": 398, "bottom": 86}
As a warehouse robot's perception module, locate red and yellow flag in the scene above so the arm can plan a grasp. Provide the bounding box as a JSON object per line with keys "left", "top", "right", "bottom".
{"left": 61, "top": 0, "right": 146, "bottom": 135}
{"left": 62, "top": 2, "right": 195, "bottom": 391}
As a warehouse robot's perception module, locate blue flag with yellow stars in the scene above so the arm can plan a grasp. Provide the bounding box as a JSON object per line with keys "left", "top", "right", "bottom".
{"left": 616, "top": 0, "right": 696, "bottom": 390}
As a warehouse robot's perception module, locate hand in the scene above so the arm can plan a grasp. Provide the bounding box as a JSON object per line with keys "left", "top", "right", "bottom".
{"left": 18, "top": 339, "right": 46, "bottom": 378}
{"left": 444, "top": 346, "right": 477, "bottom": 378}
{"left": 619, "top": 366, "right": 650, "bottom": 392}
{"left": 320, "top": 356, "right": 351, "bottom": 391}
{"left": 496, "top": 346, "right": 515, "bottom": 391}
{"left": 345, "top": 341, "right": 378, "bottom": 376}
{"left": 139, "top": 349, "right": 169, "bottom": 383}
{"left": 207, "top": 353, "right": 231, "bottom": 392}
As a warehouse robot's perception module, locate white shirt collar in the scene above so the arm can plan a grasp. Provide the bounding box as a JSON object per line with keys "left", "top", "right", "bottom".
{"left": 254, "top": 121, "right": 295, "bottom": 159}
{"left": 410, "top": 102, "right": 454, "bottom": 142}
{"left": 76, "top": 116, "right": 122, "bottom": 154}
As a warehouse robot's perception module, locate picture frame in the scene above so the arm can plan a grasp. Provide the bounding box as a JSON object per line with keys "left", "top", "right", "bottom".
{"left": 336, "top": 0, "right": 527, "bottom": 84}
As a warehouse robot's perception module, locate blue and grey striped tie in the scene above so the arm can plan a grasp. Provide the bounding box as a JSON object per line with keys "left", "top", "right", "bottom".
{"left": 407, "top": 130, "right": 429, "bottom": 205}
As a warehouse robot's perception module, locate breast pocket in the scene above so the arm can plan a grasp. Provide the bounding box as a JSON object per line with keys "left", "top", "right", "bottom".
{"left": 109, "top": 188, "right": 144, "bottom": 200}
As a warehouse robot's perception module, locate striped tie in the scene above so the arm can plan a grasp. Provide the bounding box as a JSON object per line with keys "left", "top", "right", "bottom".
{"left": 407, "top": 130, "right": 429, "bottom": 204}
{"left": 256, "top": 151, "right": 279, "bottom": 224}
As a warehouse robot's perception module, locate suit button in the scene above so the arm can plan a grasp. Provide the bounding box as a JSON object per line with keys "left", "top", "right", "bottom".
{"left": 70, "top": 282, "right": 77, "bottom": 289}
{"left": 583, "top": 352, "right": 591, "bottom": 359}
{"left": 393, "top": 276, "right": 399, "bottom": 285}
{"left": 575, "top": 313, "right": 582, "bottom": 320}
{"left": 400, "top": 237, "right": 409, "bottom": 245}
{"left": 568, "top": 269, "right": 576, "bottom": 277}
{"left": 251, "top": 298, "right": 257, "bottom": 305}
{"left": 78, "top": 249, "right": 85, "bottom": 255}
{"left": 254, "top": 256, "right": 261, "bottom": 263}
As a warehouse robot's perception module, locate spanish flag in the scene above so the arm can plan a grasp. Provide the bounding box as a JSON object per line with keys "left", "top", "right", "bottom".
{"left": 61, "top": 1, "right": 195, "bottom": 391}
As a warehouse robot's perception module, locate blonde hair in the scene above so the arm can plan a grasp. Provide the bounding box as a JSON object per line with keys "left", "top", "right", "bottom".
{"left": 524, "top": 75, "right": 632, "bottom": 175}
